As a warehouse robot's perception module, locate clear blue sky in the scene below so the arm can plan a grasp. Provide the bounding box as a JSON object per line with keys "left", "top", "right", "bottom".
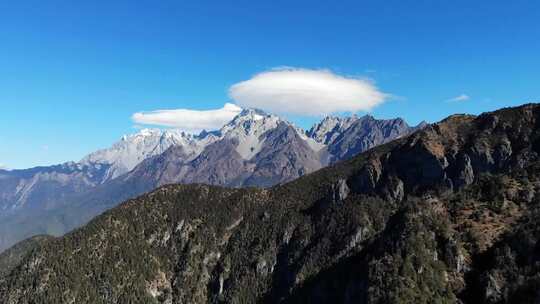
{"left": 1, "top": 0, "right": 539, "bottom": 169}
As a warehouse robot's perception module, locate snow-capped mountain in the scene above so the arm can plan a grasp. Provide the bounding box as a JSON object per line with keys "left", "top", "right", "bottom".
{"left": 219, "top": 109, "right": 324, "bottom": 159}
{"left": 79, "top": 109, "right": 312, "bottom": 180}
{"left": 219, "top": 109, "right": 282, "bottom": 159}
{"left": 118, "top": 108, "right": 325, "bottom": 188}
{"left": 114, "top": 109, "right": 425, "bottom": 193}
{"left": 85, "top": 108, "right": 323, "bottom": 184}
{"left": 80, "top": 110, "right": 410, "bottom": 187}
{"left": 80, "top": 128, "right": 203, "bottom": 181}
{"left": 0, "top": 109, "right": 425, "bottom": 252}
{"left": 310, "top": 115, "right": 425, "bottom": 162}
{"left": 308, "top": 115, "right": 359, "bottom": 144}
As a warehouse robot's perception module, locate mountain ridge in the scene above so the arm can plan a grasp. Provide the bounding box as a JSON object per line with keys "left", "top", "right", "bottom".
{"left": 0, "top": 110, "right": 420, "bottom": 252}
{"left": 1, "top": 103, "right": 539, "bottom": 303}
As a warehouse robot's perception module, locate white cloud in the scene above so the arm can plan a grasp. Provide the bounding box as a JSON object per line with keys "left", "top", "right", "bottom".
{"left": 131, "top": 68, "right": 388, "bottom": 131}
{"left": 228, "top": 68, "right": 387, "bottom": 116}
{"left": 132, "top": 103, "right": 242, "bottom": 133}
{"left": 0, "top": 163, "right": 8, "bottom": 170}
{"left": 446, "top": 94, "right": 470, "bottom": 102}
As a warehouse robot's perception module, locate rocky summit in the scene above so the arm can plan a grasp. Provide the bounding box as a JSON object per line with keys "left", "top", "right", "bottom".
{"left": 1, "top": 103, "right": 540, "bottom": 303}
{"left": 0, "top": 110, "right": 418, "bottom": 253}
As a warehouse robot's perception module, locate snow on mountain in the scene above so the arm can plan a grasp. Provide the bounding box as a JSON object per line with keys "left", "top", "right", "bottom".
{"left": 80, "top": 109, "right": 420, "bottom": 182}
{"left": 308, "top": 115, "right": 359, "bottom": 144}
{"left": 218, "top": 108, "right": 328, "bottom": 159}
{"left": 80, "top": 109, "right": 293, "bottom": 178}
{"left": 79, "top": 109, "right": 409, "bottom": 181}
{"left": 0, "top": 108, "right": 424, "bottom": 252}
{"left": 219, "top": 109, "right": 281, "bottom": 159}
{"left": 0, "top": 110, "right": 415, "bottom": 215}
{"left": 80, "top": 128, "right": 206, "bottom": 180}
{"left": 296, "top": 128, "right": 326, "bottom": 152}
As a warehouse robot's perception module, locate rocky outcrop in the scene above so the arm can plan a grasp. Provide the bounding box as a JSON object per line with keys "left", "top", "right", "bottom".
{"left": 2, "top": 104, "right": 540, "bottom": 303}
{"left": 309, "top": 115, "right": 423, "bottom": 162}
{"left": 0, "top": 109, "right": 421, "bottom": 253}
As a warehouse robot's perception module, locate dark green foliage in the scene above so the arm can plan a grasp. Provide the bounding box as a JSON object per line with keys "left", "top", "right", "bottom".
{"left": 0, "top": 235, "right": 53, "bottom": 279}
{"left": 2, "top": 103, "right": 540, "bottom": 303}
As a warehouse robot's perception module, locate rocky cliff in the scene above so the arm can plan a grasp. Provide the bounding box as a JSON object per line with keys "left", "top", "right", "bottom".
{"left": 0, "top": 111, "right": 418, "bottom": 252}
{"left": 1, "top": 104, "right": 539, "bottom": 303}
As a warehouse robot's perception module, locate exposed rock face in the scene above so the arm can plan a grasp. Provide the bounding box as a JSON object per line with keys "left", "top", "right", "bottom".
{"left": 0, "top": 163, "right": 112, "bottom": 253}
{"left": 0, "top": 110, "right": 420, "bottom": 252}
{"left": 126, "top": 120, "right": 325, "bottom": 189}
{"left": 81, "top": 128, "right": 201, "bottom": 180}
{"left": 1, "top": 104, "right": 540, "bottom": 303}
{"left": 0, "top": 162, "right": 110, "bottom": 214}
{"left": 128, "top": 112, "right": 423, "bottom": 191}
{"left": 334, "top": 178, "right": 350, "bottom": 202}
{"left": 319, "top": 115, "right": 419, "bottom": 162}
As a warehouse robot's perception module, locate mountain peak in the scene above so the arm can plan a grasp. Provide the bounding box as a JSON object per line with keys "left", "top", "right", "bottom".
{"left": 120, "top": 128, "right": 193, "bottom": 142}
{"left": 81, "top": 128, "right": 198, "bottom": 180}
{"left": 7, "top": 104, "right": 540, "bottom": 303}
{"left": 137, "top": 128, "right": 161, "bottom": 137}
{"left": 226, "top": 108, "right": 280, "bottom": 126}
{"left": 121, "top": 128, "right": 161, "bottom": 141}
{"left": 414, "top": 120, "right": 429, "bottom": 129}
{"left": 238, "top": 108, "right": 269, "bottom": 118}
{"left": 308, "top": 115, "right": 359, "bottom": 144}
{"left": 221, "top": 108, "right": 281, "bottom": 134}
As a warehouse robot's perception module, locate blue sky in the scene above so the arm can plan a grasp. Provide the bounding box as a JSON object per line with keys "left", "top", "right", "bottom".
{"left": 0, "top": 0, "right": 539, "bottom": 169}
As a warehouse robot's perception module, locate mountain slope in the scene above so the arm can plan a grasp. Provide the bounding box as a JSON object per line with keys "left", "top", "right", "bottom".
{"left": 0, "top": 235, "right": 53, "bottom": 279}
{"left": 2, "top": 104, "right": 539, "bottom": 303}
{"left": 0, "top": 128, "right": 196, "bottom": 216}
{"left": 0, "top": 162, "right": 110, "bottom": 215}
{"left": 112, "top": 110, "right": 419, "bottom": 192}
{"left": 0, "top": 111, "right": 418, "bottom": 252}
{"left": 80, "top": 128, "right": 202, "bottom": 180}
{"left": 319, "top": 115, "right": 424, "bottom": 162}
{"left": 124, "top": 112, "right": 325, "bottom": 189}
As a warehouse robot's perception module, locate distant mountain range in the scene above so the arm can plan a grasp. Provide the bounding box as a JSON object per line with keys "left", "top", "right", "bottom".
{"left": 2, "top": 104, "right": 539, "bottom": 303}
{"left": 0, "top": 110, "right": 424, "bottom": 252}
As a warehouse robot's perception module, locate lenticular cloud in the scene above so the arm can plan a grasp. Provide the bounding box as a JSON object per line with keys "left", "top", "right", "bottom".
{"left": 132, "top": 103, "right": 242, "bottom": 133}
{"left": 132, "top": 68, "right": 387, "bottom": 132}
{"left": 229, "top": 68, "right": 387, "bottom": 116}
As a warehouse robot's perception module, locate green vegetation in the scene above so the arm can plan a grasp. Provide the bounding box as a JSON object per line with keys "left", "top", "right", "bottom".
{"left": 0, "top": 235, "right": 53, "bottom": 279}
{"left": 2, "top": 103, "right": 540, "bottom": 303}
